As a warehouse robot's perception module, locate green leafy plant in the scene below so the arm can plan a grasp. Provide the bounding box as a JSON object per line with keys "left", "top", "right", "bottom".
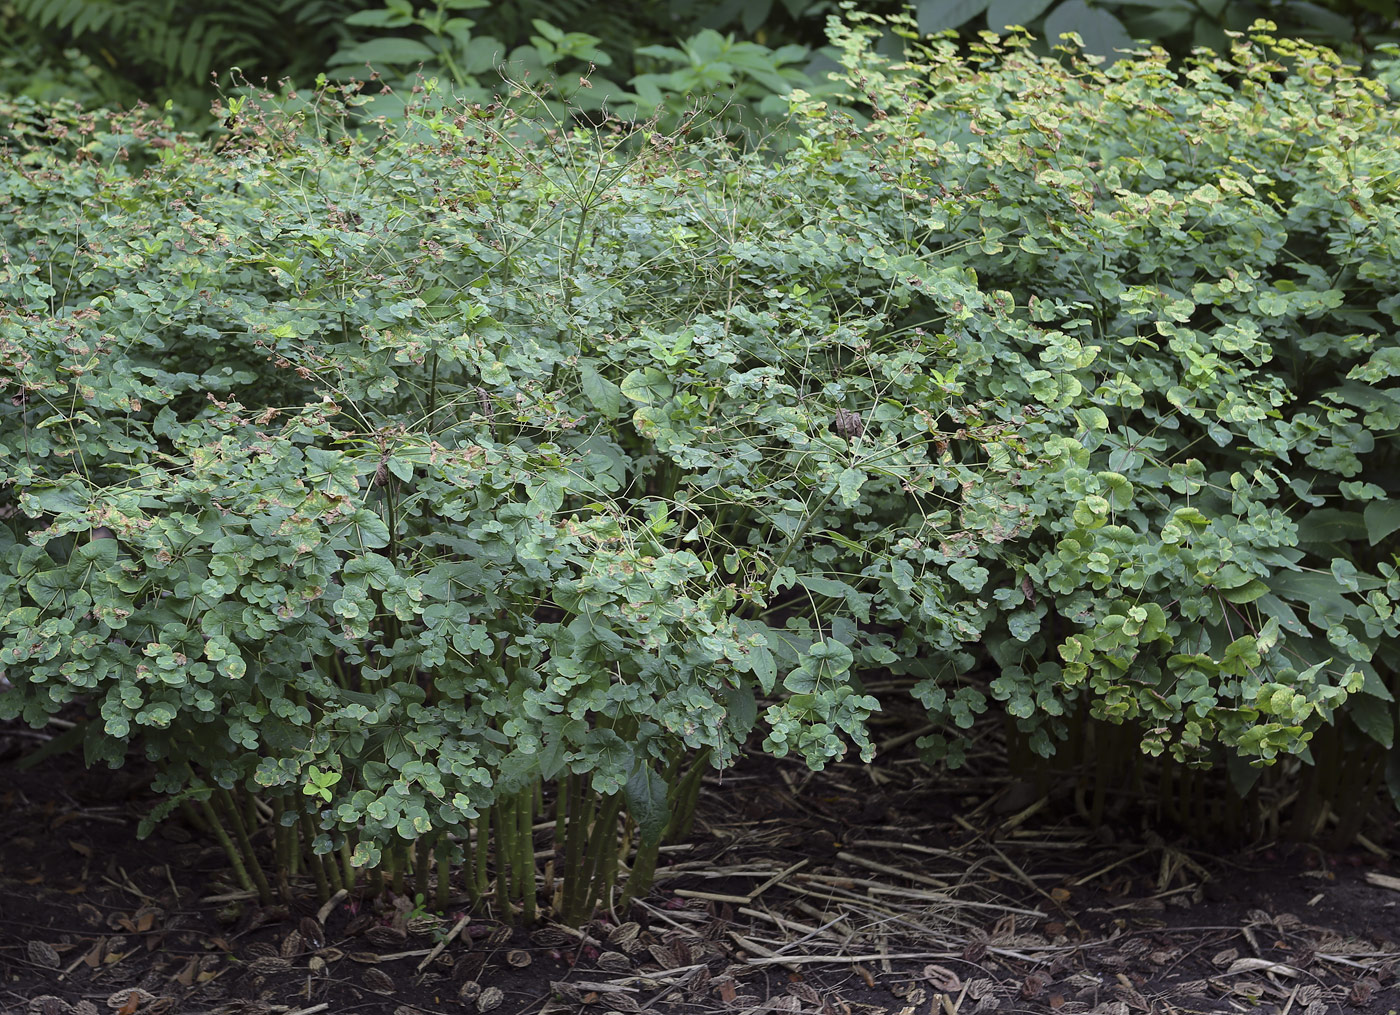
{"left": 4, "top": 12, "right": 1400, "bottom": 923}
{"left": 811, "top": 11, "right": 1400, "bottom": 816}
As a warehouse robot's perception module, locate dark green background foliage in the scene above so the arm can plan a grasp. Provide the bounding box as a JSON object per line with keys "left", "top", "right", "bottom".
{"left": 2, "top": 0, "right": 1398, "bottom": 133}
{"left": 4, "top": 17, "right": 1400, "bottom": 883}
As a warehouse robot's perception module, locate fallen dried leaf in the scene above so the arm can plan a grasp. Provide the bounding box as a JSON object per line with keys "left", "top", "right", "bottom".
{"left": 299, "top": 916, "right": 326, "bottom": 951}
{"left": 27, "top": 941, "right": 60, "bottom": 969}
{"left": 1022, "top": 972, "right": 1050, "bottom": 999}
{"left": 923, "top": 965, "right": 962, "bottom": 992}
{"left": 1225, "top": 957, "right": 1299, "bottom": 978}
{"left": 506, "top": 949, "right": 532, "bottom": 968}
{"left": 1349, "top": 978, "right": 1379, "bottom": 1006}
{"left": 279, "top": 930, "right": 303, "bottom": 958}
{"left": 967, "top": 978, "right": 996, "bottom": 1000}
{"left": 105, "top": 989, "right": 153, "bottom": 1015}
{"left": 1210, "top": 948, "right": 1239, "bottom": 968}
{"left": 596, "top": 950, "right": 630, "bottom": 971}
{"left": 362, "top": 967, "right": 395, "bottom": 994}
{"left": 365, "top": 925, "right": 408, "bottom": 948}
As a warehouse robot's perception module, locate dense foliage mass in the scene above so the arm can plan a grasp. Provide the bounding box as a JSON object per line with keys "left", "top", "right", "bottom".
{"left": 3, "top": 18, "right": 1399, "bottom": 911}
{"left": 3, "top": 0, "right": 1397, "bottom": 133}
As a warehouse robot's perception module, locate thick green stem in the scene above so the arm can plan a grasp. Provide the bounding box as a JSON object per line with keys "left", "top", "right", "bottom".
{"left": 472, "top": 809, "right": 490, "bottom": 903}
{"left": 299, "top": 810, "right": 331, "bottom": 903}
{"left": 216, "top": 786, "right": 272, "bottom": 904}
{"left": 517, "top": 787, "right": 536, "bottom": 924}
{"left": 393, "top": 839, "right": 408, "bottom": 898}
{"left": 494, "top": 799, "right": 513, "bottom": 922}
{"left": 577, "top": 792, "right": 624, "bottom": 922}
{"left": 415, "top": 835, "right": 433, "bottom": 908}
{"left": 199, "top": 795, "right": 257, "bottom": 896}
{"left": 436, "top": 834, "right": 451, "bottom": 912}
{"left": 561, "top": 773, "right": 591, "bottom": 922}
{"left": 341, "top": 839, "right": 357, "bottom": 890}
{"left": 619, "top": 835, "right": 660, "bottom": 910}
{"left": 323, "top": 837, "right": 345, "bottom": 895}
{"left": 667, "top": 750, "right": 710, "bottom": 842}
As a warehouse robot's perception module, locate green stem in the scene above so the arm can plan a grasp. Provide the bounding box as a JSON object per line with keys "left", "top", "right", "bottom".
{"left": 200, "top": 795, "right": 256, "bottom": 896}
{"left": 341, "top": 839, "right": 357, "bottom": 890}
{"left": 415, "top": 835, "right": 433, "bottom": 909}
{"left": 299, "top": 810, "right": 331, "bottom": 903}
{"left": 323, "top": 836, "right": 345, "bottom": 895}
{"left": 473, "top": 808, "right": 490, "bottom": 903}
{"left": 216, "top": 786, "right": 272, "bottom": 904}
{"left": 561, "top": 773, "right": 591, "bottom": 923}
{"left": 391, "top": 839, "right": 407, "bottom": 898}
{"left": 517, "top": 787, "right": 536, "bottom": 924}
{"left": 578, "top": 791, "right": 624, "bottom": 922}
{"left": 436, "top": 834, "right": 451, "bottom": 912}
{"left": 668, "top": 749, "right": 710, "bottom": 842}
{"left": 494, "top": 799, "right": 513, "bottom": 922}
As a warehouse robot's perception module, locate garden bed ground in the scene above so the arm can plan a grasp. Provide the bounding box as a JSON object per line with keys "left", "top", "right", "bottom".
{"left": 3, "top": 719, "right": 1399, "bottom": 1015}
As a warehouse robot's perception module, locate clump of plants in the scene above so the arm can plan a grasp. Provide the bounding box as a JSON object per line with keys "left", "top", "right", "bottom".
{"left": 2, "top": 16, "right": 1399, "bottom": 919}
{"left": 810, "top": 12, "right": 1400, "bottom": 833}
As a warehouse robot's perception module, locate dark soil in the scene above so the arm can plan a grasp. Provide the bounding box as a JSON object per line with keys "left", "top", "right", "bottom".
{"left": 3, "top": 721, "right": 1400, "bottom": 1015}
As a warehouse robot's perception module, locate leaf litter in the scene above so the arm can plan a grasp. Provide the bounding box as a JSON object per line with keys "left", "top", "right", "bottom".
{"left": 1, "top": 720, "right": 1398, "bottom": 1015}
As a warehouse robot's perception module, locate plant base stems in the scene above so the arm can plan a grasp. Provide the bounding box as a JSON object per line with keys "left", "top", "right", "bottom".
{"left": 217, "top": 786, "right": 272, "bottom": 904}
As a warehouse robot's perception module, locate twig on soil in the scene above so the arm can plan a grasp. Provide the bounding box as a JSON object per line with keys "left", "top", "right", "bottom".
{"left": 1071, "top": 848, "right": 1152, "bottom": 886}
{"left": 417, "top": 913, "right": 470, "bottom": 972}
{"left": 315, "top": 887, "right": 348, "bottom": 924}
{"left": 846, "top": 838, "right": 955, "bottom": 858}
{"left": 738, "top": 905, "right": 848, "bottom": 945}
{"left": 836, "top": 851, "right": 953, "bottom": 889}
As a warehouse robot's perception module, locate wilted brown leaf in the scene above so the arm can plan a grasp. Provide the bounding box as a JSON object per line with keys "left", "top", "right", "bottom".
{"left": 361, "top": 967, "right": 395, "bottom": 994}
{"left": 27, "top": 941, "right": 60, "bottom": 969}
{"left": 923, "top": 965, "right": 962, "bottom": 992}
